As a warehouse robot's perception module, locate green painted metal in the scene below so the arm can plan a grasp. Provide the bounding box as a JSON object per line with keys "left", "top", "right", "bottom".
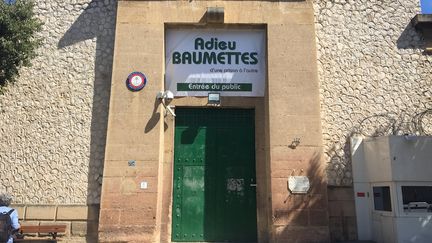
{"left": 172, "top": 108, "right": 257, "bottom": 242}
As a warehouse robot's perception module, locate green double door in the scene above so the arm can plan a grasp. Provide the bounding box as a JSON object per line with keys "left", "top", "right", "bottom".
{"left": 172, "top": 108, "right": 257, "bottom": 242}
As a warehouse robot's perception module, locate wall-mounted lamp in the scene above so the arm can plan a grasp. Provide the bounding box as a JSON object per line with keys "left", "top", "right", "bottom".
{"left": 157, "top": 90, "right": 176, "bottom": 117}
{"left": 206, "top": 7, "right": 224, "bottom": 24}
{"left": 208, "top": 93, "right": 221, "bottom": 106}
{"left": 288, "top": 138, "right": 301, "bottom": 149}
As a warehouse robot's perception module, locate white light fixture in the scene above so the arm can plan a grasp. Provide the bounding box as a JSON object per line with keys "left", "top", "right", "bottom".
{"left": 156, "top": 90, "right": 174, "bottom": 100}
{"left": 208, "top": 93, "right": 221, "bottom": 106}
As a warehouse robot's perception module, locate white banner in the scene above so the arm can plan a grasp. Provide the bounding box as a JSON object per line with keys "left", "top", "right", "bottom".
{"left": 165, "top": 29, "right": 266, "bottom": 97}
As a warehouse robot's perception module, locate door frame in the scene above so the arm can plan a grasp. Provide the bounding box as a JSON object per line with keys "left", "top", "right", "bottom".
{"left": 158, "top": 102, "right": 270, "bottom": 243}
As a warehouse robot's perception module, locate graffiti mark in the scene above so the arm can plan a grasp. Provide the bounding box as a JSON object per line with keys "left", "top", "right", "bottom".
{"left": 226, "top": 178, "right": 244, "bottom": 192}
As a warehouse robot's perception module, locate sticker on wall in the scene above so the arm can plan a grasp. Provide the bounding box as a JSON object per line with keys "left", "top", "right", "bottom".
{"left": 126, "top": 72, "right": 147, "bottom": 91}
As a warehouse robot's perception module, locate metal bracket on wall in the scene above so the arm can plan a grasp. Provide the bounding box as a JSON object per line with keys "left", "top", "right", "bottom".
{"left": 206, "top": 7, "right": 224, "bottom": 24}
{"left": 157, "top": 90, "right": 176, "bottom": 117}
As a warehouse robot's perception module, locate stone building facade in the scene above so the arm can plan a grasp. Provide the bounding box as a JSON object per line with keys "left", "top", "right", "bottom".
{"left": 0, "top": 0, "right": 430, "bottom": 242}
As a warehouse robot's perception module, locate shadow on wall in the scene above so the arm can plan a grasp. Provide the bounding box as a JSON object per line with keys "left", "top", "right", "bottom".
{"left": 274, "top": 152, "right": 331, "bottom": 242}
{"left": 58, "top": 0, "right": 117, "bottom": 242}
{"left": 397, "top": 22, "right": 425, "bottom": 50}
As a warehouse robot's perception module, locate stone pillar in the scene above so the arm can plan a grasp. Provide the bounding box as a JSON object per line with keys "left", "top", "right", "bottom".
{"left": 98, "top": 2, "right": 165, "bottom": 242}
{"left": 266, "top": 7, "right": 330, "bottom": 242}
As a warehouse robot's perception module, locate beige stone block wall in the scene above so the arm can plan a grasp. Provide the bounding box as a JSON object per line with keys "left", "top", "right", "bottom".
{"left": 327, "top": 187, "right": 357, "bottom": 242}
{"left": 99, "top": 0, "right": 328, "bottom": 242}
{"left": 267, "top": 8, "right": 329, "bottom": 239}
{"left": 11, "top": 204, "right": 99, "bottom": 243}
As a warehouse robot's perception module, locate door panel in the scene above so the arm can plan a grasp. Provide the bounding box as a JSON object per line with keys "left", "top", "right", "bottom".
{"left": 172, "top": 108, "right": 257, "bottom": 242}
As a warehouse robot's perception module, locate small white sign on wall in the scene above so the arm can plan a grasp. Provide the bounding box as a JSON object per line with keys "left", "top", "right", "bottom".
{"left": 288, "top": 176, "right": 310, "bottom": 194}
{"left": 140, "top": 181, "right": 148, "bottom": 189}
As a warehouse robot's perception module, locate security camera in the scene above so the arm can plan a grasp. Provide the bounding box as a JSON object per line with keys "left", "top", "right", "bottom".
{"left": 164, "top": 90, "right": 174, "bottom": 100}
{"left": 156, "top": 90, "right": 176, "bottom": 117}
{"left": 156, "top": 91, "right": 164, "bottom": 99}
{"left": 156, "top": 90, "right": 174, "bottom": 100}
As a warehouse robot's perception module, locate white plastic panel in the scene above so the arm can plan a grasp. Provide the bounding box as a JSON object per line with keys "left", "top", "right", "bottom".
{"left": 395, "top": 216, "right": 432, "bottom": 243}
{"left": 389, "top": 137, "right": 432, "bottom": 182}
{"left": 353, "top": 182, "right": 372, "bottom": 240}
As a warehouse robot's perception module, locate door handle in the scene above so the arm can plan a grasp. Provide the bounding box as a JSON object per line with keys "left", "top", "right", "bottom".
{"left": 250, "top": 184, "right": 257, "bottom": 187}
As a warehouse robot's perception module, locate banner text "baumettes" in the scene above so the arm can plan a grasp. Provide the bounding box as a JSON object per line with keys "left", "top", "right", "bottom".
{"left": 172, "top": 37, "right": 259, "bottom": 65}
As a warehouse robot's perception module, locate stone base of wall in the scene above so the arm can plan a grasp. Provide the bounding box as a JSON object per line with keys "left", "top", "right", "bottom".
{"left": 12, "top": 191, "right": 359, "bottom": 242}
{"left": 11, "top": 204, "right": 99, "bottom": 242}
{"left": 327, "top": 186, "right": 358, "bottom": 242}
